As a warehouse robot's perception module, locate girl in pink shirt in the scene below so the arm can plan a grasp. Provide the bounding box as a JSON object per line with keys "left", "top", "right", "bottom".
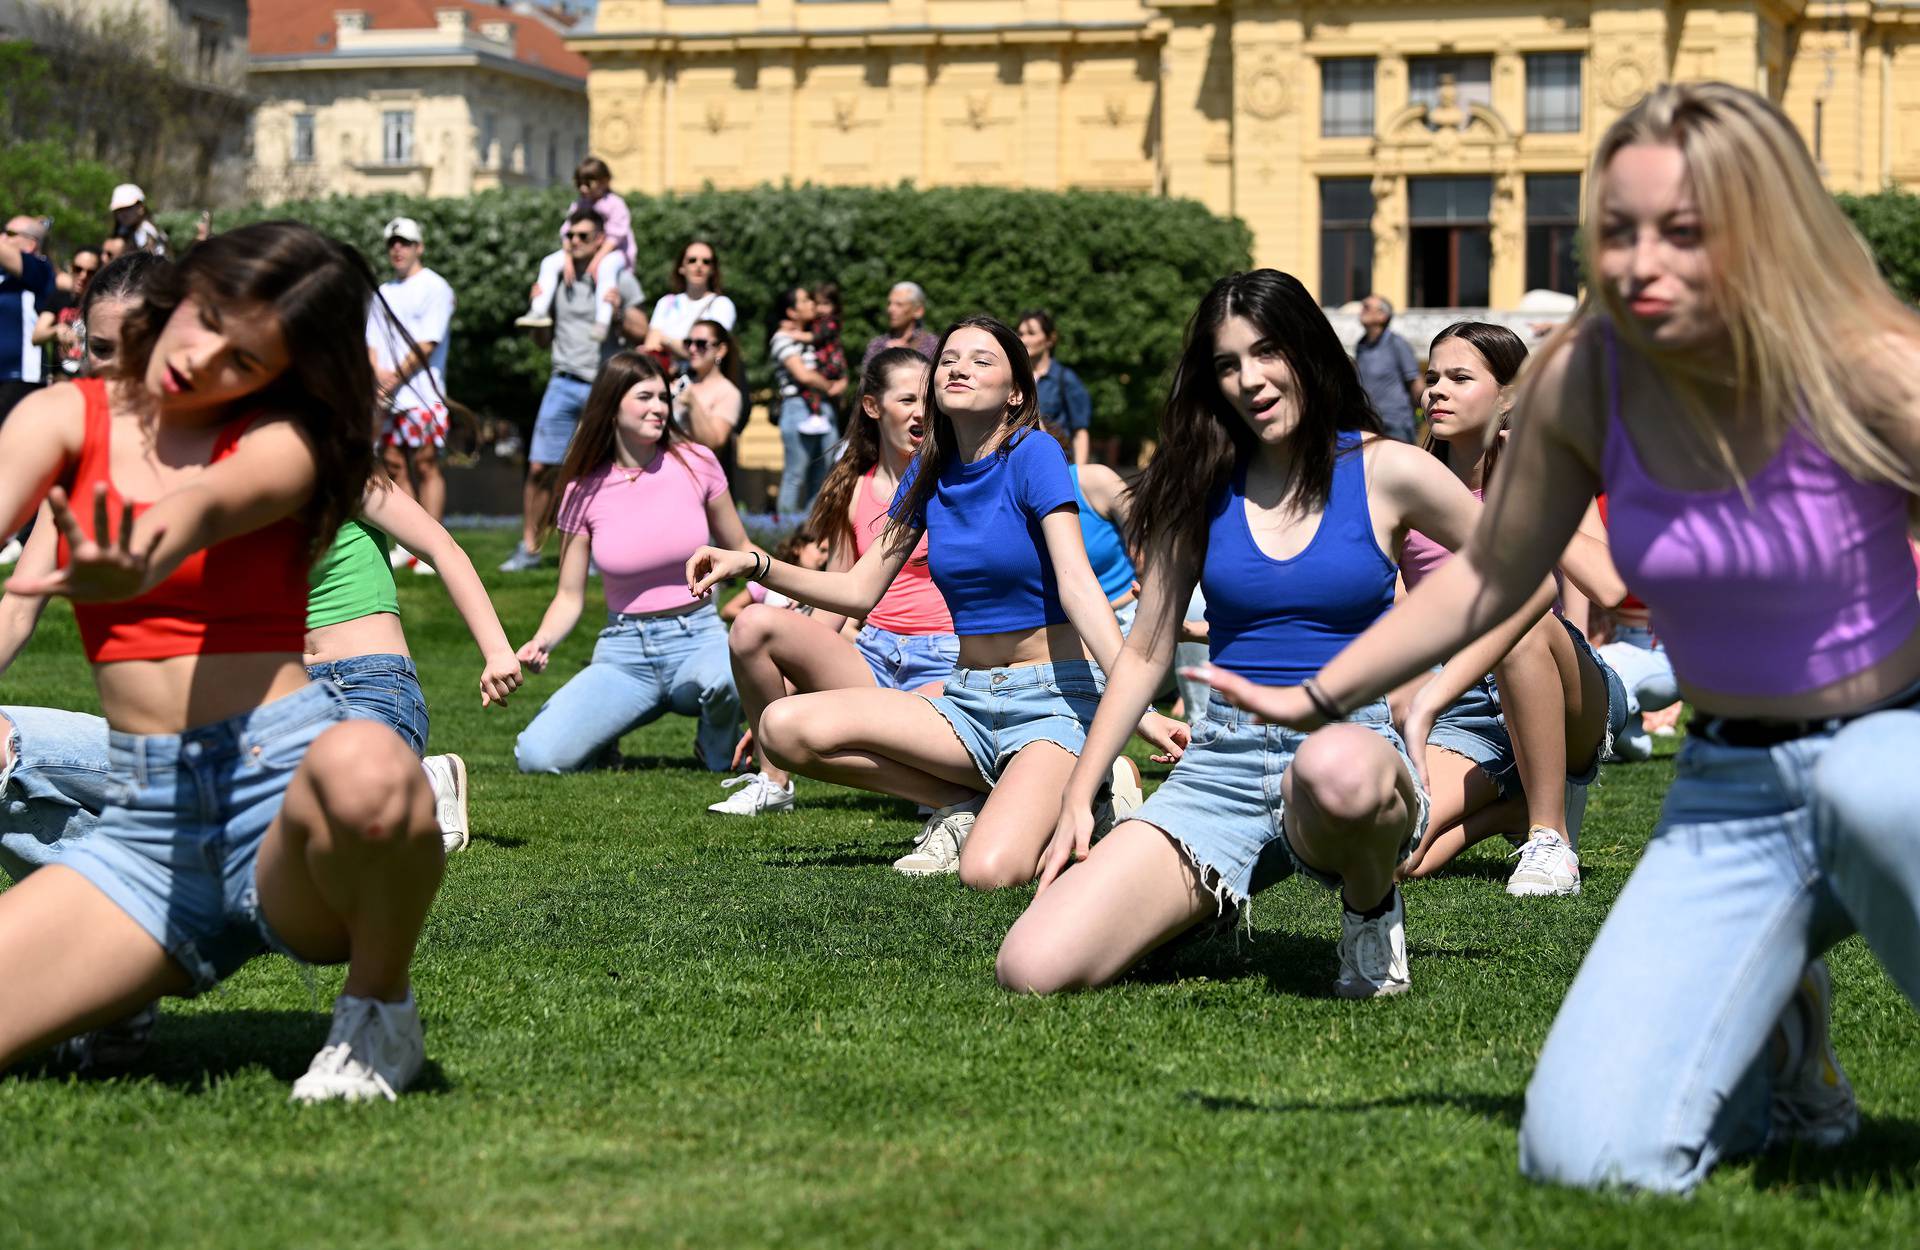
{"left": 513, "top": 352, "right": 757, "bottom": 773}
{"left": 709, "top": 346, "right": 963, "bottom": 821}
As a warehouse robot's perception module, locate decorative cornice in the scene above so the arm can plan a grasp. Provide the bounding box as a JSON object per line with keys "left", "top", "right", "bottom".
{"left": 569, "top": 20, "right": 1161, "bottom": 56}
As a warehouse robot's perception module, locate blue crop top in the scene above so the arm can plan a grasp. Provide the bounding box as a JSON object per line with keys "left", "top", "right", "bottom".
{"left": 892, "top": 430, "right": 1079, "bottom": 635}
{"left": 1072, "top": 467, "right": 1137, "bottom": 603}
{"left": 1204, "top": 432, "right": 1397, "bottom": 685}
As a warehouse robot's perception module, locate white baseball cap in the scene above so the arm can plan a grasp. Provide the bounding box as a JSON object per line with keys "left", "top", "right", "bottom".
{"left": 383, "top": 216, "right": 423, "bottom": 244}
{"left": 109, "top": 183, "right": 145, "bottom": 211}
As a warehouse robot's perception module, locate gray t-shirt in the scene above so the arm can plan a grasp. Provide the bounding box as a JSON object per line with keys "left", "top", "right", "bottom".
{"left": 551, "top": 268, "right": 644, "bottom": 379}
{"left": 1355, "top": 330, "right": 1419, "bottom": 437}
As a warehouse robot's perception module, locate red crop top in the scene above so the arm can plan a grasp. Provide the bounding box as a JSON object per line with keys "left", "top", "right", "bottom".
{"left": 59, "top": 378, "right": 311, "bottom": 662}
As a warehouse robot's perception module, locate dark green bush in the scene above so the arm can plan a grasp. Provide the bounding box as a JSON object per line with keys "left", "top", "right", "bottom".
{"left": 156, "top": 184, "right": 1252, "bottom": 437}
{"left": 1837, "top": 189, "right": 1920, "bottom": 304}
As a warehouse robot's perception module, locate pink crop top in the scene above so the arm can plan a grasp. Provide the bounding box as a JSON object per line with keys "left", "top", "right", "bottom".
{"left": 557, "top": 445, "right": 727, "bottom": 615}
{"left": 1598, "top": 327, "right": 1920, "bottom": 696}
{"left": 1399, "top": 488, "right": 1482, "bottom": 591}
{"left": 853, "top": 467, "right": 953, "bottom": 635}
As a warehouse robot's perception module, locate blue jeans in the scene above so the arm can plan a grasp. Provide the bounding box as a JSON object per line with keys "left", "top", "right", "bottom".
{"left": 1518, "top": 699, "right": 1920, "bottom": 1192}
{"left": 1600, "top": 624, "right": 1680, "bottom": 718}
{"left": 531, "top": 372, "right": 593, "bottom": 466}
{"left": 0, "top": 705, "right": 113, "bottom": 881}
{"left": 516, "top": 604, "right": 740, "bottom": 773}
{"left": 305, "top": 653, "right": 429, "bottom": 757}
{"left": 58, "top": 682, "right": 346, "bottom": 992}
{"left": 776, "top": 397, "right": 835, "bottom": 517}
{"left": 854, "top": 624, "right": 959, "bottom": 692}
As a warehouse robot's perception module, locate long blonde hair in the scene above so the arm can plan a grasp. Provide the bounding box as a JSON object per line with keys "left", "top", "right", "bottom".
{"left": 1533, "top": 81, "right": 1917, "bottom": 488}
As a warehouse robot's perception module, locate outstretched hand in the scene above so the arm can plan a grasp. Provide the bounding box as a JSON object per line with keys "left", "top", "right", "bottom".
{"left": 5, "top": 484, "right": 162, "bottom": 602}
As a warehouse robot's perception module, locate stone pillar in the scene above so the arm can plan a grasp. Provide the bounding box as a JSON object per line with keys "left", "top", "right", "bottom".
{"left": 1156, "top": 15, "right": 1234, "bottom": 218}
{"left": 753, "top": 49, "right": 799, "bottom": 186}
{"left": 1369, "top": 172, "right": 1407, "bottom": 309}
{"left": 883, "top": 45, "right": 929, "bottom": 188}
{"left": 588, "top": 53, "right": 662, "bottom": 194}
{"left": 1228, "top": 5, "right": 1308, "bottom": 270}
{"left": 1019, "top": 42, "right": 1063, "bottom": 189}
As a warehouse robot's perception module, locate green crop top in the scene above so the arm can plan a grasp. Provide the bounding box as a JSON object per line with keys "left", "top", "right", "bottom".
{"left": 306, "top": 519, "right": 401, "bottom": 630}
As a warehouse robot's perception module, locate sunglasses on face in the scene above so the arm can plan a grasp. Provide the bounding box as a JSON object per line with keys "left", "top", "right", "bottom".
{"left": 566, "top": 230, "right": 598, "bottom": 242}
{"left": 387, "top": 237, "right": 417, "bottom": 248}
{"left": 687, "top": 339, "right": 719, "bottom": 352}
{"left": 683, "top": 256, "right": 713, "bottom": 267}
{"left": 72, "top": 265, "right": 98, "bottom": 277}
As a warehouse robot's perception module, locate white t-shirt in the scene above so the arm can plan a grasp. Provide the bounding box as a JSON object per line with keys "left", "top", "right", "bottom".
{"left": 367, "top": 267, "right": 456, "bottom": 413}
{"left": 649, "top": 291, "right": 737, "bottom": 344}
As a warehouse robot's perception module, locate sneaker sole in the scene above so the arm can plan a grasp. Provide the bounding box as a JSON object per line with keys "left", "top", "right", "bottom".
{"left": 892, "top": 859, "right": 960, "bottom": 876}
{"left": 1506, "top": 878, "right": 1581, "bottom": 898}
{"left": 1334, "top": 978, "right": 1411, "bottom": 999}
{"left": 1109, "top": 756, "right": 1144, "bottom": 819}
{"left": 436, "top": 754, "right": 470, "bottom": 851}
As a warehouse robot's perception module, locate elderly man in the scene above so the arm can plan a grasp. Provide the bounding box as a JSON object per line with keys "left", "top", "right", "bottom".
{"left": 861, "top": 281, "right": 939, "bottom": 367}
{"left": 1, "top": 215, "right": 58, "bottom": 424}
{"left": 1354, "top": 294, "right": 1422, "bottom": 443}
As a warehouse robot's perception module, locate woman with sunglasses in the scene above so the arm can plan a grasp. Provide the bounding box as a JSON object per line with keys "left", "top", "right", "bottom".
{"left": 673, "top": 319, "right": 746, "bottom": 478}
{"left": 647, "top": 240, "right": 736, "bottom": 372}
{"left": 32, "top": 247, "right": 100, "bottom": 381}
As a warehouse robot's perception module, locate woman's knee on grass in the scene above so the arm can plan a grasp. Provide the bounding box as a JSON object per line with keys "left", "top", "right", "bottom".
{"left": 995, "top": 924, "right": 1087, "bottom": 994}
{"left": 958, "top": 834, "right": 1039, "bottom": 893}
{"left": 299, "top": 722, "right": 436, "bottom": 847}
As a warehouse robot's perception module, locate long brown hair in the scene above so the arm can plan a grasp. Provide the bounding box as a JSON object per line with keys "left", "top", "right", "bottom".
{"left": 1421, "top": 321, "right": 1528, "bottom": 487}
{"left": 541, "top": 351, "right": 684, "bottom": 540}
{"left": 807, "top": 346, "right": 927, "bottom": 559}
{"left": 1126, "top": 269, "right": 1381, "bottom": 577}
{"left": 118, "top": 220, "right": 380, "bottom": 558}
{"left": 886, "top": 316, "right": 1040, "bottom": 542}
{"left": 669, "top": 238, "right": 724, "bottom": 295}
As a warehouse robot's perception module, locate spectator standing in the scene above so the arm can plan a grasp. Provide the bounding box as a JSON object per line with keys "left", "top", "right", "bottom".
{"left": 33, "top": 246, "right": 98, "bottom": 380}
{"left": 516, "top": 157, "right": 633, "bottom": 335}
{"left": 501, "top": 208, "right": 645, "bottom": 572}
{"left": 647, "top": 240, "right": 737, "bottom": 372}
{"left": 0, "top": 216, "right": 57, "bottom": 424}
{"left": 367, "top": 217, "right": 457, "bottom": 563}
{"left": 1017, "top": 309, "right": 1092, "bottom": 467}
{"left": 99, "top": 236, "right": 128, "bottom": 264}
{"left": 860, "top": 281, "right": 939, "bottom": 367}
{"left": 1354, "top": 294, "right": 1421, "bottom": 442}
{"left": 107, "top": 184, "right": 168, "bottom": 256}
{"left": 770, "top": 285, "right": 844, "bottom": 518}
{"left": 811, "top": 280, "right": 848, "bottom": 399}
{"left": 672, "top": 318, "right": 746, "bottom": 477}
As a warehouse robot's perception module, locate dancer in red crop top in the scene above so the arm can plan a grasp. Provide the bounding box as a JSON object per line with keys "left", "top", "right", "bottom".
{"left": 1201, "top": 83, "right": 1920, "bottom": 1193}
{"left": 0, "top": 222, "right": 447, "bottom": 1104}
{"left": 711, "top": 347, "right": 963, "bottom": 832}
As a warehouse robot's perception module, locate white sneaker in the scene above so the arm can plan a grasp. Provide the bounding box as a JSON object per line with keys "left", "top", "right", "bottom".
{"left": 498, "top": 544, "right": 543, "bottom": 572}
{"left": 1770, "top": 958, "right": 1860, "bottom": 1148}
{"left": 389, "top": 544, "right": 413, "bottom": 570}
{"left": 411, "top": 557, "right": 438, "bottom": 577}
{"left": 707, "top": 771, "right": 796, "bottom": 816}
{"left": 290, "top": 992, "right": 425, "bottom": 1104}
{"left": 893, "top": 799, "right": 980, "bottom": 876}
{"left": 1334, "top": 889, "right": 1410, "bottom": 998}
{"left": 422, "top": 753, "right": 469, "bottom": 853}
{"left": 1609, "top": 718, "right": 1654, "bottom": 763}
{"left": 1506, "top": 827, "right": 1581, "bottom": 897}
{"left": 0, "top": 536, "right": 22, "bottom": 566}
{"left": 513, "top": 312, "right": 553, "bottom": 330}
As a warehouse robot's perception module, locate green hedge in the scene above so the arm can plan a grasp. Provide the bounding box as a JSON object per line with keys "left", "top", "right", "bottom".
{"left": 1837, "top": 189, "right": 1920, "bottom": 304}
{"left": 156, "top": 184, "right": 1251, "bottom": 438}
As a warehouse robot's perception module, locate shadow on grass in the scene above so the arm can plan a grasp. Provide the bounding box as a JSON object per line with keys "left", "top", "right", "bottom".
{"left": 1131, "top": 920, "right": 1495, "bottom": 998}
{"left": 15, "top": 1010, "right": 453, "bottom": 1096}
{"left": 762, "top": 843, "right": 904, "bottom": 869}
{"left": 1179, "top": 1086, "right": 1525, "bottom": 1125}
{"left": 473, "top": 831, "right": 530, "bottom": 849}
{"left": 1750, "top": 1116, "right": 1920, "bottom": 1193}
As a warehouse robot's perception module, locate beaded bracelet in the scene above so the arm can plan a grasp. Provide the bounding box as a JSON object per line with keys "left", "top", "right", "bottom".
{"left": 1301, "top": 676, "right": 1345, "bottom": 723}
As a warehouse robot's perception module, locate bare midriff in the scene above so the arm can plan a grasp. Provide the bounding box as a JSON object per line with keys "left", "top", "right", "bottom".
{"left": 956, "top": 621, "right": 1095, "bottom": 672}
{"left": 304, "top": 610, "right": 410, "bottom": 667}
{"left": 94, "top": 653, "right": 313, "bottom": 735}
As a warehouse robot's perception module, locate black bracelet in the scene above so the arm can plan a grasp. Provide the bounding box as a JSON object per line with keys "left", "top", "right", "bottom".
{"left": 756, "top": 551, "right": 771, "bottom": 581}
{"left": 1301, "top": 676, "right": 1345, "bottom": 723}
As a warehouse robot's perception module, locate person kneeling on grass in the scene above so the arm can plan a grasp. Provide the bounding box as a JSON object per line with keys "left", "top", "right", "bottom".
{"left": 688, "top": 317, "right": 1184, "bottom": 889}
{"left": 515, "top": 352, "right": 757, "bottom": 774}
{"left": 0, "top": 221, "right": 447, "bottom": 1102}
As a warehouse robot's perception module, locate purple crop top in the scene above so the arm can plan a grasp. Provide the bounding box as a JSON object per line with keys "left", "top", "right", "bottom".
{"left": 1598, "top": 327, "right": 1919, "bottom": 696}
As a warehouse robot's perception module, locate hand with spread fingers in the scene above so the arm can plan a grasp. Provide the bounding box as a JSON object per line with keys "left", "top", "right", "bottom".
{"left": 5, "top": 484, "right": 164, "bottom": 602}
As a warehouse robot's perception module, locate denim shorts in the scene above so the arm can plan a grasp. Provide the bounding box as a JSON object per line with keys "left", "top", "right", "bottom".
{"left": 57, "top": 681, "right": 346, "bottom": 993}
{"left": 1132, "top": 695, "right": 1429, "bottom": 913}
{"left": 923, "top": 660, "right": 1103, "bottom": 786}
{"left": 0, "top": 705, "right": 113, "bottom": 881}
{"left": 1427, "top": 615, "right": 1630, "bottom": 797}
{"left": 855, "top": 624, "right": 960, "bottom": 693}
{"left": 305, "top": 652, "right": 429, "bottom": 757}
{"left": 1112, "top": 598, "right": 1139, "bottom": 638}
{"left": 530, "top": 372, "right": 592, "bottom": 465}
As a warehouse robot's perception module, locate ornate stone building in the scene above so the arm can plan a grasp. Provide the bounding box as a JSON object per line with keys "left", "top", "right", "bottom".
{"left": 571, "top": 1, "right": 1918, "bottom": 310}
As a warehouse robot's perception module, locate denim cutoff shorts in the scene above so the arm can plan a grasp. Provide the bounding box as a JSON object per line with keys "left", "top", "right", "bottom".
{"left": 1112, "top": 598, "right": 1139, "bottom": 638}
{"left": 305, "top": 652, "right": 429, "bottom": 757}
{"left": 1132, "top": 694, "right": 1429, "bottom": 914}
{"left": 1426, "top": 615, "right": 1630, "bottom": 797}
{"left": 57, "top": 681, "right": 346, "bottom": 993}
{"left": 923, "top": 660, "right": 1103, "bottom": 786}
{"left": 856, "top": 624, "right": 960, "bottom": 693}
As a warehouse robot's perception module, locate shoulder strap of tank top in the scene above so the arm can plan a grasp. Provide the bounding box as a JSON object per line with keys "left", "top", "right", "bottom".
{"left": 66, "top": 378, "right": 112, "bottom": 496}
{"left": 210, "top": 409, "right": 269, "bottom": 460}
{"left": 1601, "top": 320, "right": 1623, "bottom": 433}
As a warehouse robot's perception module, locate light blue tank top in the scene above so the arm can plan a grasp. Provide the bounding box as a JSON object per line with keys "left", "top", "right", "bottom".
{"left": 1071, "top": 467, "right": 1136, "bottom": 603}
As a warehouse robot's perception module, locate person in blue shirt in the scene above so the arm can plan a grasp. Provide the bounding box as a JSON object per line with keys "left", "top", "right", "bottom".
{"left": 689, "top": 316, "right": 1186, "bottom": 888}
{"left": 1, "top": 215, "right": 60, "bottom": 423}
{"left": 1017, "top": 310, "right": 1092, "bottom": 467}
{"left": 995, "top": 270, "right": 1522, "bottom": 999}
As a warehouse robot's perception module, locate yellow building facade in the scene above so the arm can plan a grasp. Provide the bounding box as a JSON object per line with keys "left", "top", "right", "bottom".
{"left": 573, "top": 0, "right": 1919, "bottom": 309}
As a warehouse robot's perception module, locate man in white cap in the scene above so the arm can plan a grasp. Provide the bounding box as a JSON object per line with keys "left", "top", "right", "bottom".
{"left": 108, "top": 184, "right": 168, "bottom": 256}
{"left": 366, "top": 216, "right": 457, "bottom": 569}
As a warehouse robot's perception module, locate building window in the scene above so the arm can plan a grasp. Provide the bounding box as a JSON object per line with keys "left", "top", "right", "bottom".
{"left": 193, "top": 17, "right": 222, "bottom": 76}
{"left": 292, "top": 113, "right": 315, "bottom": 164}
{"left": 382, "top": 110, "right": 414, "bottom": 165}
{"left": 479, "top": 112, "right": 497, "bottom": 167}
{"left": 1408, "top": 56, "right": 1493, "bottom": 122}
{"left": 1320, "top": 178, "right": 1375, "bottom": 306}
{"left": 1526, "top": 174, "right": 1582, "bottom": 295}
{"left": 1408, "top": 176, "right": 1492, "bottom": 307}
{"left": 1321, "top": 58, "right": 1375, "bottom": 138}
{"left": 1525, "top": 53, "right": 1582, "bottom": 133}
{"left": 547, "top": 129, "right": 559, "bottom": 183}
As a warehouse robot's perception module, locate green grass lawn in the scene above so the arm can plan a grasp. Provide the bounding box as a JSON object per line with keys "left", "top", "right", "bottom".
{"left": 4, "top": 528, "right": 1918, "bottom": 1248}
